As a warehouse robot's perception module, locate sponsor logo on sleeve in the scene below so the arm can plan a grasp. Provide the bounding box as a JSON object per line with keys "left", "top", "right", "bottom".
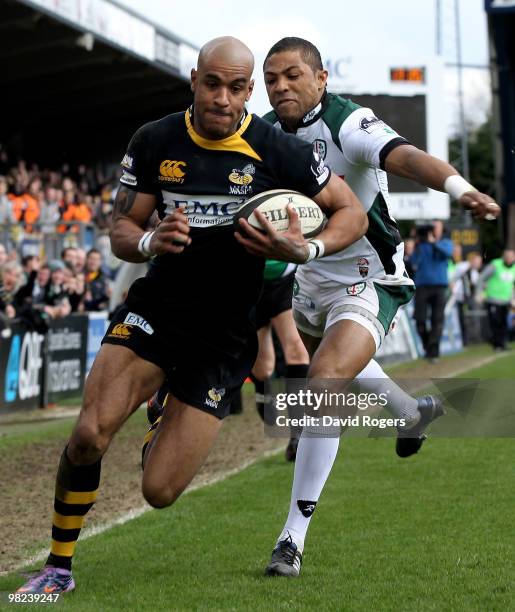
{"left": 311, "top": 151, "right": 330, "bottom": 185}
{"left": 124, "top": 312, "right": 154, "bottom": 335}
{"left": 120, "top": 171, "right": 137, "bottom": 187}
{"left": 121, "top": 154, "right": 133, "bottom": 169}
{"left": 108, "top": 324, "right": 132, "bottom": 339}
{"left": 159, "top": 160, "right": 187, "bottom": 183}
{"left": 360, "top": 116, "right": 386, "bottom": 133}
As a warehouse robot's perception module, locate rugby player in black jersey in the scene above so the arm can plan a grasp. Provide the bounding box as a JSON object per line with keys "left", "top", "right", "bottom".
{"left": 16, "top": 36, "right": 368, "bottom": 595}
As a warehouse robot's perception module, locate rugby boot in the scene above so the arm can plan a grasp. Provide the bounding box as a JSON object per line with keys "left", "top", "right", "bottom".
{"left": 16, "top": 567, "right": 75, "bottom": 594}
{"left": 396, "top": 395, "right": 445, "bottom": 458}
{"left": 265, "top": 535, "right": 302, "bottom": 577}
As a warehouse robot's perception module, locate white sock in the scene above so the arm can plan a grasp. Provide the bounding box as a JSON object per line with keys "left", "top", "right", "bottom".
{"left": 277, "top": 426, "right": 340, "bottom": 553}
{"left": 355, "top": 359, "right": 420, "bottom": 427}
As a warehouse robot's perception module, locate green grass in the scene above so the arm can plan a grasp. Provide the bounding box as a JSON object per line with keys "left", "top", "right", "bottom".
{"left": 0, "top": 407, "right": 149, "bottom": 450}
{"left": 457, "top": 352, "right": 515, "bottom": 378}
{"left": 1, "top": 355, "right": 514, "bottom": 610}
{"left": 385, "top": 343, "right": 496, "bottom": 376}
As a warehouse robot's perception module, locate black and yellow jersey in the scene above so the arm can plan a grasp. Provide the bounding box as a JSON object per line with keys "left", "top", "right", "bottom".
{"left": 119, "top": 107, "right": 331, "bottom": 325}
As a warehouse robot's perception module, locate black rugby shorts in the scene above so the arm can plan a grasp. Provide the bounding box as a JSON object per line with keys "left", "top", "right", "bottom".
{"left": 102, "top": 304, "right": 257, "bottom": 419}
{"left": 255, "top": 271, "right": 295, "bottom": 330}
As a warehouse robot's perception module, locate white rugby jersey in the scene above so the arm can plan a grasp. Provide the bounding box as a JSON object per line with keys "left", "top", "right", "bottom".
{"left": 263, "top": 93, "right": 414, "bottom": 287}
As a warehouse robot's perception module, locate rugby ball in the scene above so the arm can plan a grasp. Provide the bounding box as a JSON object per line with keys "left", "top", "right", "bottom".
{"left": 234, "top": 189, "right": 325, "bottom": 238}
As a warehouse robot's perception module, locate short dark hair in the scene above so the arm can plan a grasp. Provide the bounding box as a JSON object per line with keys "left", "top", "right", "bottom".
{"left": 264, "top": 37, "right": 323, "bottom": 73}
{"left": 22, "top": 255, "right": 37, "bottom": 266}
{"left": 87, "top": 248, "right": 101, "bottom": 258}
{"left": 61, "top": 247, "right": 76, "bottom": 259}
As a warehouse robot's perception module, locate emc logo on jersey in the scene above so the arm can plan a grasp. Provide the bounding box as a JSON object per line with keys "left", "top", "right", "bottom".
{"left": 159, "top": 160, "right": 186, "bottom": 183}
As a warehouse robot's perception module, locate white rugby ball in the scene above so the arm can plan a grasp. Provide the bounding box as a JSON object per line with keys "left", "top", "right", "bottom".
{"left": 234, "top": 189, "right": 325, "bottom": 238}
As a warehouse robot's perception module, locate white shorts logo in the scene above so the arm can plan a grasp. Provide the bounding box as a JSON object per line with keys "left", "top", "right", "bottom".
{"left": 124, "top": 312, "right": 154, "bottom": 335}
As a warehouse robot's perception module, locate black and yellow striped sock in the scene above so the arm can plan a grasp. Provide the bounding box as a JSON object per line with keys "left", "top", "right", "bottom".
{"left": 46, "top": 447, "right": 101, "bottom": 570}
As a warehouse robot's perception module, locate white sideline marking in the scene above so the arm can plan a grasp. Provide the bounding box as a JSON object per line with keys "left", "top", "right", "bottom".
{"left": 5, "top": 448, "right": 281, "bottom": 576}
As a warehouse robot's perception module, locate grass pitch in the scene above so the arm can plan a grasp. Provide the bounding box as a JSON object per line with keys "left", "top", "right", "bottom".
{"left": 0, "top": 352, "right": 514, "bottom": 610}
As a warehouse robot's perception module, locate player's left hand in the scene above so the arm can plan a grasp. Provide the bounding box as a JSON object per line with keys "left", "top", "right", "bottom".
{"left": 234, "top": 205, "right": 309, "bottom": 263}
{"left": 458, "top": 191, "right": 501, "bottom": 221}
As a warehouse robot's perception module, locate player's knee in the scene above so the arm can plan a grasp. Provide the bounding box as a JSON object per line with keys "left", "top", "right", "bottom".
{"left": 69, "top": 422, "right": 110, "bottom": 463}
{"left": 283, "top": 339, "right": 309, "bottom": 364}
{"left": 308, "top": 361, "right": 354, "bottom": 380}
{"left": 142, "top": 481, "right": 185, "bottom": 509}
{"left": 252, "top": 359, "right": 275, "bottom": 381}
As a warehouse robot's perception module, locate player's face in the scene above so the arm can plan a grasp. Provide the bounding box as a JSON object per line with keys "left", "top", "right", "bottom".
{"left": 191, "top": 63, "right": 254, "bottom": 139}
{"left": 264, "top": 51, "right": 328, "bottom": 128}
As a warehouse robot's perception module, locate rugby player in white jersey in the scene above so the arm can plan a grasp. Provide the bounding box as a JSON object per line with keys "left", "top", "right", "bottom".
{"left": 252, "top": 37, "right": 500, "bottom": 577}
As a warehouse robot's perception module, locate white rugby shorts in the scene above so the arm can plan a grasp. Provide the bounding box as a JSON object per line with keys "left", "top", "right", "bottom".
{"left": 292, "top": 267, "right": 414, "bottom": 350}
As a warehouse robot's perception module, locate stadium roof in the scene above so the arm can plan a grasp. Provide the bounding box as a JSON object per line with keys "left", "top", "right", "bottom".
{"left": 2, "top": 0, "right": 198, "bottom": 165}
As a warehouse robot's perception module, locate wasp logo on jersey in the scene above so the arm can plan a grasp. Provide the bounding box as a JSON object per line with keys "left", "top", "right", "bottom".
{"left": 159, "top": 160, "right": 187, "bottom": 183}
{"left": 229, "top": 163, "right": 255, "bottom": 195}
{"left": 313, "top": 139, "right": 327, "bottom": 160}
{"left": 229, "top": 163, "right": 255, "bottom": 185}
{"left": 205, "top": 387, "right": 226, "bottom": 409}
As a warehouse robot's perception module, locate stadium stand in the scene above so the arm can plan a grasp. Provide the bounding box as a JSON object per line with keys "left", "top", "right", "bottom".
{"left": 0, "top": 1, "right": 200, "bottom": 410}
{"left": 0, "top": 0, "right": 199, "bottom": 298}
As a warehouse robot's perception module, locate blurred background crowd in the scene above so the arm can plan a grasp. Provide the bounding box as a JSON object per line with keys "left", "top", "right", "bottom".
{"left": 0, "top": 147, "right": 115, "bottom": 332}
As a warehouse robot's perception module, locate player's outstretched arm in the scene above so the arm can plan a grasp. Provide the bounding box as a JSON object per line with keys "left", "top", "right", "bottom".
{"left": 384, "top": 145, "right": 501, "bottom": 221}
{"left": 110, "top": 186, "right": 191, "bottom": 262}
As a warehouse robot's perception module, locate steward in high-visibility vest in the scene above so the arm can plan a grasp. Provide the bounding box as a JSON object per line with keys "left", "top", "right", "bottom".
{"left": 476, "top": 250, "right": 515, "bottom": 350}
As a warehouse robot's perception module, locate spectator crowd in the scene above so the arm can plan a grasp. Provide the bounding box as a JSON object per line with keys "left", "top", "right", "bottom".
{"left": 0, "top": 146, "right": 117, "bottom": 245}
{"left": 0, "top": 246, "right": 111, "bottom": 332}
{"left": 0, "top": 146, "right": 119, "bottom": 331}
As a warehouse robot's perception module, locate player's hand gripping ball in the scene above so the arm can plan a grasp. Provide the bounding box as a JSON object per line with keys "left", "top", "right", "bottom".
{"left": 233, "top": 189, "right": 325, "bottom": 238}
